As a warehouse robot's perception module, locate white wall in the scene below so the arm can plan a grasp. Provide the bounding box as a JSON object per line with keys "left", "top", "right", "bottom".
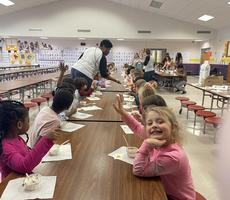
{"left": 0, "top": 0, "right": 216, "bottom": 40}
{"left": 17, "top": 37, "right": 201, "bottom": 65}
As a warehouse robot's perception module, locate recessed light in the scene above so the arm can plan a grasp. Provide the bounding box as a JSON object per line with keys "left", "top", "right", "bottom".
{"left": 198, "top": 15, "right": 214, "bottom": 22}
{"left": 40, "top": 36, "right": 48, "bottom": 40}
{"left": 228, "top": 2, "right": 230, "bottom": 4}
{"left": 0, "top": 0, "right": 14, "bottom": 6}
{"left": 117, "top": 38, "right": 124, "bottom": 41}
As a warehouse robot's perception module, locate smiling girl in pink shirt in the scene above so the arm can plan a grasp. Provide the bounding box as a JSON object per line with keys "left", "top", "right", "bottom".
{"left": 113, "top": 96, "right": 195, "bottom": 200}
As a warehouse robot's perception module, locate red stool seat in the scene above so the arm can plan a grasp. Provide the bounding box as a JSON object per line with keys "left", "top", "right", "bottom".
{"left": 175, "top": 96, "right": 190, "bottom": 101}
{"left": 31, "top": 97, "right": 46, "bottom": 104}
{"left": 41, "top": 93, "right": 52, "bottom": 99}
{"left": 205, "top": 116, "right": 222, "bottom": 125}
{"left": 41, "top": 93, "right": 53, "bottom": 105}
{"left": 196, "top": 191, "right": 206, "bottom": 200}
{"left": 24, "top": 102, "right": 37, "bottom": 109}
{"left": 31, "top": 97, "right": 47, "bottom": 110}
{"left": 188, "top": 105, "right": 205, "bottom": 112}
{"left": 196, "top": 110, "right": 216, "bottom": 119}
{"left": 181, "top": 101, "right": 196, "bottom": 106}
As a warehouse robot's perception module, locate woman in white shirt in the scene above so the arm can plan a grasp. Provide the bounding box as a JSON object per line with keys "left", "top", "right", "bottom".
{"left": 71, "top": 39, "right": 120, "bottom": 89}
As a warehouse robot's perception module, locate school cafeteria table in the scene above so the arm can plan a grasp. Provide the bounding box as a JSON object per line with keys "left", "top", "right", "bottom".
{"left": 0, "top": 122, "right": 167, "bottom": 200}
{"left": 188, "top": 83, "right": 230, "bottom": 115}
{"left": 0, "top": 64, "right": 39, "bottom": 70}
{"left": 0, "top": 71, "right": 65, "bottom": 101}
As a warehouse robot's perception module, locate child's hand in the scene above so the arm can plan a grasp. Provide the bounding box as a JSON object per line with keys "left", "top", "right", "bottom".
{"left": 146, "top": 135, "right": 167, "bottom": 148}
{"left": 59, "top": 62, "right": 68, "bottom": 72}
{"left": 91, "top": 80, "right": 97, "bottom": 89}
{"left": 131, "top": 111, "right": 142, "bottom": 122}
{"left": 113, "top": 94, "right": 125, "bottom": 115}
{"left": 47, "top": 129, "right": 63, "bottom": 142}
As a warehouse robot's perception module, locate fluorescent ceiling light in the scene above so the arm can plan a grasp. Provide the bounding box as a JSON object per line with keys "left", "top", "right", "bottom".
{"left": 194, "top": 40, "right": 203, "bottom": 42}
{"left": 117, "top": 38, "right": 124, "bottom": 41}
{"left": 78, "top": 38, "right": 85, "bottom": 40}
{"left": 198, "top": 15, "right": 214, "bottom": 22}
{"left": 228, "top": 2, "right": 230, "bottom": 4}
{"left": 0, "top": 0, "right": 15, "bottom": 6}
{"left": 40, "top": 36, "right": 48, "bottom": 40}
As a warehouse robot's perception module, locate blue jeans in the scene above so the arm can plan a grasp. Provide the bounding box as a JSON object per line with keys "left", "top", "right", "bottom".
{"left": 144, "top": 70, "right": 155, "bottom": 82}
{"left": 71, "top": 68, "right": 93, "bottom": 88}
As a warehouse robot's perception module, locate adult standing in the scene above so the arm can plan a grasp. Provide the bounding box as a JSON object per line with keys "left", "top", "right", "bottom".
{"left": 143, "top": 49, "right": 155, "bottom": 82}
{"left": 71, "top": 39, "right": 121, "bottom": 88}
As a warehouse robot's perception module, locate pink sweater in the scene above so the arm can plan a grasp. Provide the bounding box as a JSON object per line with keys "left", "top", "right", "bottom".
{"left": 31, "top": 107, "right": 61, "bottom": 147}
{"left": 0, "top": 136, "right": 53, "bottom": 180}
{"left": 122, "top": 114, "right": 195, "bottom": 200}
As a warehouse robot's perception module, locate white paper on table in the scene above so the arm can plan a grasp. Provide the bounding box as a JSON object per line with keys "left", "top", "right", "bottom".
{"left": 60, "top": 122, "right": 85, "bottom": 132}
{"left": 124, "top": 97, "right": 134, "bottom": 102}
{"left": 1, "top": 176, "right": 56, "bottom": 200}
{"left": 93, "top": 91, "right": 102, "bottom": 96}
{"left": 106, "top": 84, "right": 111, "bottom": 88}
{"left": 42, "top": 144, "right": 72, "bottom": 162}
{"left": 81, "top": 105, "right": 102, "bottom": 111}
{"left": 123, "top": 104, "right": 137, "bottom": 110}
{"left": 72, "top": 112, "right": 93, "bottom": 119}
{"left": 123, "top": 94, "right": 130, "bottom": 98}
{"left": 87, "top": 96, "right": 101, "bottom": 101}
{"left": 120, "top": 125, "right": 134, "bottom": 134}
{"left": 108, "top": 146, "right": 133, "bottom": 165}
{"left": 105, "top": 80, "right": 111, "bottom": 84}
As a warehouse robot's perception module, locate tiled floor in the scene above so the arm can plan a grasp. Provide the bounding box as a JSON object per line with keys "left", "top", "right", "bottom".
{"left": 158, "top": 76, "right": 221, "bottom": 200}
{"left": 25, "top": 76, "right": 221, "bottom": 199}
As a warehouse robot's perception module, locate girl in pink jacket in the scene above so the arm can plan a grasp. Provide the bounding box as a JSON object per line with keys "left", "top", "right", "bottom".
{"left": 113, "top": 95, "right": 195, "bottom": 200}
{"left": 0, "top": 100, "right": 62, "bottom": 180}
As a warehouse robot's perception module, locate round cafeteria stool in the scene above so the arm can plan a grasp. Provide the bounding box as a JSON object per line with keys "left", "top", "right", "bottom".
{"left": 41, "top": 93, "right": 53, "bottom": 106}
{"left": 204, "top": 116, "right": 222, "bottom": 142}
{"left": 24, "top": 102, "right": 37, "bottom": 110}
{"left": 175, "top": 96, "right": 190, "bottom": 114}
{"left": 188, "top": 105, "right": 205, "bottom": 128}
{"left": 196, "top": 110, "right": 216, "bottom": 133}
{"left": 196, "top": 191, "right": 207, "bottom": 200}
{"left": 181, "top": 101, "right": 197, "bottom": 118}
{"left": 31, "top": 97, "right": 47, "bottom": 110}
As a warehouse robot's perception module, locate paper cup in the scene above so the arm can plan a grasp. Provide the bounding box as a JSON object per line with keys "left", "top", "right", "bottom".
{"left": 49, "top": 144, "right": 60, "bottom": 156}
{"left": 126, "top": 147, "right": 138, "bottom": 158}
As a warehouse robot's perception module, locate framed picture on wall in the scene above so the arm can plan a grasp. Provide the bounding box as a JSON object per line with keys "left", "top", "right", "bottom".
{"left": 227, "top": 41, "right": 230, "bottom": 57}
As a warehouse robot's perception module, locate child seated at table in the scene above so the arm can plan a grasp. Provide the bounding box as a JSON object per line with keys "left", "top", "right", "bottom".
{"left": 113, "top": 98, "right": 195, "bottom": 199}
{"left": 133, "top": 106, "right": 195, "bottom": 200}
{"left": 0, "top": 100, "right": 62, "bottom": 180}
{"left": 131, "top": 94, "right": 167, "bottom": 123}
{"left": 174, "top": 64, "right": 187, "bottom": 94}
{"left": 31, "top": 88, "right": 74, "bottom": 146}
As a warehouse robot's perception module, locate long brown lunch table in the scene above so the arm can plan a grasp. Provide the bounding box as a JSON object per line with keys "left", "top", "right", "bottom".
{"left": 0, "top": 122, "right": 167, "bottom": 200}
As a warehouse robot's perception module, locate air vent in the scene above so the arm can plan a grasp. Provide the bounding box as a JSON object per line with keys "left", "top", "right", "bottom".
{"left": 77, "top": 29, "right": 91, "bottom": 33}
{"left": 197, "top": 30, "right": 211, "bottom": 34}
{"left": 28, "top": 28, "right": 43, "bottom": 32}
{"left": 149, "top": 0, "right": 163, "bottom": 9}
{"left": 137, "top": 30, "right": 151, "bottom": 34}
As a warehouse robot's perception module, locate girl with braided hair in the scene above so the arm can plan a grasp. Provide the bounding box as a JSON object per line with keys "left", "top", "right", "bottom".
{"left": 0, "top": 100, "right": 62, "bottom": 181}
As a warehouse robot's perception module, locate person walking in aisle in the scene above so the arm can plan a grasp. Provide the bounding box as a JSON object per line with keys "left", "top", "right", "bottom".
{"left": 71, "top": 39, "right": 121, "bottom": 89}
{"left": 143, "top": 49, "right": 155, "bottom": 82}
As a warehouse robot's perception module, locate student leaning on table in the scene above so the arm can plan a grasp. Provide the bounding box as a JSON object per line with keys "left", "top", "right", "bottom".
{"left": 31, "top": 88, "right": 74, "bottom": 147}
{"left": 71, "top": 39, "right": 121, "bottom": 88}
{"left": 0, "top": 100, "right": 62, "bottom": 180}
{"left": 113, "top": 95, "right": 195, "bottom": 200}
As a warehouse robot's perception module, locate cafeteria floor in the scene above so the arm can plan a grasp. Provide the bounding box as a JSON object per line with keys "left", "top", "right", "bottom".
{"left": 26, "top": 75, "right": 220, "bottom": 200}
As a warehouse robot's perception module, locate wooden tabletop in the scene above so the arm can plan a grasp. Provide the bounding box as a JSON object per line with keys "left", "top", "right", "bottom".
{"left": 0, "top": 122, "right": 166, "bottom": 200}
{"left": 70, "top": 92, "right": 132, "bottom": 122}
{"left": 0, "top": 66, "right": 58, "bottom": 76}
